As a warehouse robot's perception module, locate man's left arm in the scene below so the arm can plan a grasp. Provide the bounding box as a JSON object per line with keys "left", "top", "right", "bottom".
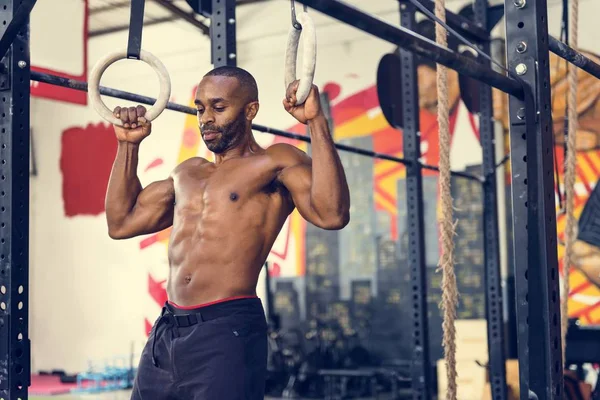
{"left": 275, "top": 120, "right": 350, "bottom": 229}
{"left": 275, "top": 83, "right": 350, "bottom": 230}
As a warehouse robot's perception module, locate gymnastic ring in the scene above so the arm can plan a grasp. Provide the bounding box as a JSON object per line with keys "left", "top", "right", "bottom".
{"left": 88, "top": 49, "right": 172, "bottom": 126}
{"left": 284, "top": 11, "right": 317, "bottom": 105}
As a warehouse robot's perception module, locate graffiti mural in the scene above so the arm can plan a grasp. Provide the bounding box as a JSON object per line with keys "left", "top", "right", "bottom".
{"left": 483, "top": 45, "right": 600, "bottom": 324}
{"left": 550, "top": 52, "right": 600, "bottom": 324}
{"left": 60, "top": 123, "right": 117, "bottom": 217}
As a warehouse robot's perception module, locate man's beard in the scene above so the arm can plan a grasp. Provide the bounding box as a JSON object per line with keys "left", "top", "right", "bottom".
{"left": 201, "top": 110, "right": 246, "bottom": 153}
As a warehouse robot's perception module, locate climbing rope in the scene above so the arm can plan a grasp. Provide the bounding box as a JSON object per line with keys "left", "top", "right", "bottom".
{"left": 561, "top": 0, "right": 579, "bottom": 368}
{"left": 434, "top": 0, "right": 458, "bottom": 398}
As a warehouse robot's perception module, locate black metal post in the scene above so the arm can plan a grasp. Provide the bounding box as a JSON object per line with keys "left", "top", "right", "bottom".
{"left": 548, "top": 36, "right": 600, "bottom": 81}
{"left": 89, "top": 16, "right": 176, "bottom": 38}
{"left": 0, "top": 0, "right": 36, "bottom": 61}
{"left": 210, "top": 0, "right": 237, "bottom": 67}
{"left": 295, "top": 0, "right": 524, "bottom": 99}
{"left": 154, "top": 0, "right": 209, "bottom": 35}
{"left": 0, "top": 0, "right": 31, "bottom": 398}
{"left": 399, "top": 2, "right": 431, "bottom": 398}
{"left": 504, "top": 0, "right": 563, "bottom": 398}
{"left": 474, "top": 1, "right": 507, "bottom": 399}
{"left": 398, "top": 0, "right": 489, "bottom": 41}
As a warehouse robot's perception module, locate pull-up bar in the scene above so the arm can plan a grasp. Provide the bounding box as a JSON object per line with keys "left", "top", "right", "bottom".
{"left": 294, "top": 0, "right": 524, "bottom": 99}
{"left": 398, "top": 0, "right": 489, "bottom": 41}
{"left": 548, "top": 37, "right": 600, "bottom": 80}
{"left": 0, "top": 0, "right": 37, "bottom": 60}
{"left": 30, "top": 70, "right": 483, "bottom": 182}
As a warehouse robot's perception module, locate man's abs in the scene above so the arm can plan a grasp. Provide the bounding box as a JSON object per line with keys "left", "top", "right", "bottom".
{"left": 165, "top": 195, "right": 290, "bottom": 306}
{"left": 163, "top": 155, "right": 293, "bottom": 306}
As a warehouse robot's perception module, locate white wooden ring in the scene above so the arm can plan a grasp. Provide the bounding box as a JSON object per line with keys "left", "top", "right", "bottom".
{"left": 88, "top": 49, "right": 172, "bottom": 126}
{"left": 284, "top": 11, "right": 317, "bottom": 105}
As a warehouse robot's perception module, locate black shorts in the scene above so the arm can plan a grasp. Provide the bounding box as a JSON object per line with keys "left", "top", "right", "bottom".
{"left": 131, "top": 297, "right": 268, "bottom": 400}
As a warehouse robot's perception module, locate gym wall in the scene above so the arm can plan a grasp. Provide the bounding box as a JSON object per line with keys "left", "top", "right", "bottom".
{"left": 26, "top": 0, "right": 600, "bottom": 389}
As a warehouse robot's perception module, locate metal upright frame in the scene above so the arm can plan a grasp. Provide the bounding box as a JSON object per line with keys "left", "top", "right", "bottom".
{"left": 0, "top": 1, "right": 31, "bottom": 399}
{"left": 391, "top": 0, "right": 509, "bottom": 397}
{"left": 504, "top": 0, "right": 563, "bottom": 398}
{"left": 403, "top": 1, "right": 509, "bottom": 397}
{"left": 210, "top": 0, "right": 237, "bottom": 68}
{"left": 473, "top": 0, "right": 508, "bottom": 398}
{"left": 1, "top": 0, "right": 598, "bottom": 398}
{"left": 291, "top": 0, "right": 565, "bottom": 398}
{"left": 398, "top": 3, "right": 432, "bottom": 398}
{"left": 185, "top": 0, "right": 237, "bottom": 68}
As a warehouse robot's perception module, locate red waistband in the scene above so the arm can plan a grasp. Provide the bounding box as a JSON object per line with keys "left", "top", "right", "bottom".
{"left": 167, "top": 295, "right": 258, "bottom": 310}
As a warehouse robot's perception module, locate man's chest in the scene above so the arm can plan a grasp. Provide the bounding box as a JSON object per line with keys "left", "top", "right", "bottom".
{"left": 173, "top": 159, "right": 288, "bottom": 207}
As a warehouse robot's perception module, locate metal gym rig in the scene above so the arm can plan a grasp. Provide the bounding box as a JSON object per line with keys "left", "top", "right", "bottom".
{"left": 1, "top": 0, "right": 600, "bottom": 399}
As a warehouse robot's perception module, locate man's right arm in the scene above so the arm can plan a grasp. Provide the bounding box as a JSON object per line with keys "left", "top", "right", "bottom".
{"left": 105, "top": 142, "right": 174, "bottom": 240}
{"left": 105, "top": 105, "right": 174, "bottom": 240}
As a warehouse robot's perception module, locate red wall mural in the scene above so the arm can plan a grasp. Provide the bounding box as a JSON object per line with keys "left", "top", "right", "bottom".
{"left": 60, "top": 123, "right": 117, "bottom": 217}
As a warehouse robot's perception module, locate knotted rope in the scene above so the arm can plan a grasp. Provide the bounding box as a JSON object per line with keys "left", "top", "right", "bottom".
{"left": 561, "top": 0, "right": 579, "bottom": 368}
{"left": 434, "top": 0, "right": 459, "bottom": 398}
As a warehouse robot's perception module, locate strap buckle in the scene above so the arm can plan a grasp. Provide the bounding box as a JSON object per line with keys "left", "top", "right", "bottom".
{"left": 173, "top": 313, "right": 199, "bottom": 328}
{"left": 127, "top": 0, "right": 145, "bottom": 59}
{"left": 290, "top": 0, "right": 307, "bottom": 30}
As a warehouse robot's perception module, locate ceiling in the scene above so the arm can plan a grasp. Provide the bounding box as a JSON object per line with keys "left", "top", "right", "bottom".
{"left": 88, "top": 0, "right": 268, "bottom": 38}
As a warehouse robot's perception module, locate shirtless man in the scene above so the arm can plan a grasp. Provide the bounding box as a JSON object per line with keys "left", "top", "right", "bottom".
{"left": 104, "top": 66, "right": 350, "bottom": 399}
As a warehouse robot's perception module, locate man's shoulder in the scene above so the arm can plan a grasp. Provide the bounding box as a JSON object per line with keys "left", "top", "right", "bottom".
{"left": 171, "top": 157, "right": 211, "bottom": 175}
{"left": 266, "top": 143, "right": 310, "bottom": 166}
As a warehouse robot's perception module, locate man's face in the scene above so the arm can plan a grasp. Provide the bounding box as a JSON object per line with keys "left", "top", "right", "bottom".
{"left": 195, "top": 76, "right": 249, "bottom": 154}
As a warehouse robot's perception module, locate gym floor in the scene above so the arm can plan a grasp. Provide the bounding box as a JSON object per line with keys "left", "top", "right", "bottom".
{"left": 31, "top": 393, "right": 131, "bottom": 400}
{"left": 30, "top": 392, "right": 401, "bottom": 400}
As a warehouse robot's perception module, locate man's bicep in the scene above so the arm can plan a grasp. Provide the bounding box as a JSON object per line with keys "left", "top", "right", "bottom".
{"left": 279, "top": 163, "right": 320, "bottom": 222}
{"left": 137, "top": 178, "right": 175, "bottom": 208}
{"left": 271, "top": 143, "right": 322, "bottom": 222}
{"left": 120, "top": 179, "right": 175, "bottom": 238}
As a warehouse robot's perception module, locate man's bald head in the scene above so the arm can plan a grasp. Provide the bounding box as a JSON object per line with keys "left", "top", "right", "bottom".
{"left": 203, "top": 66, "right": 259, "bottom": 104}
{"left": 195, "top": 66, "right": 260, "bottom": 154}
